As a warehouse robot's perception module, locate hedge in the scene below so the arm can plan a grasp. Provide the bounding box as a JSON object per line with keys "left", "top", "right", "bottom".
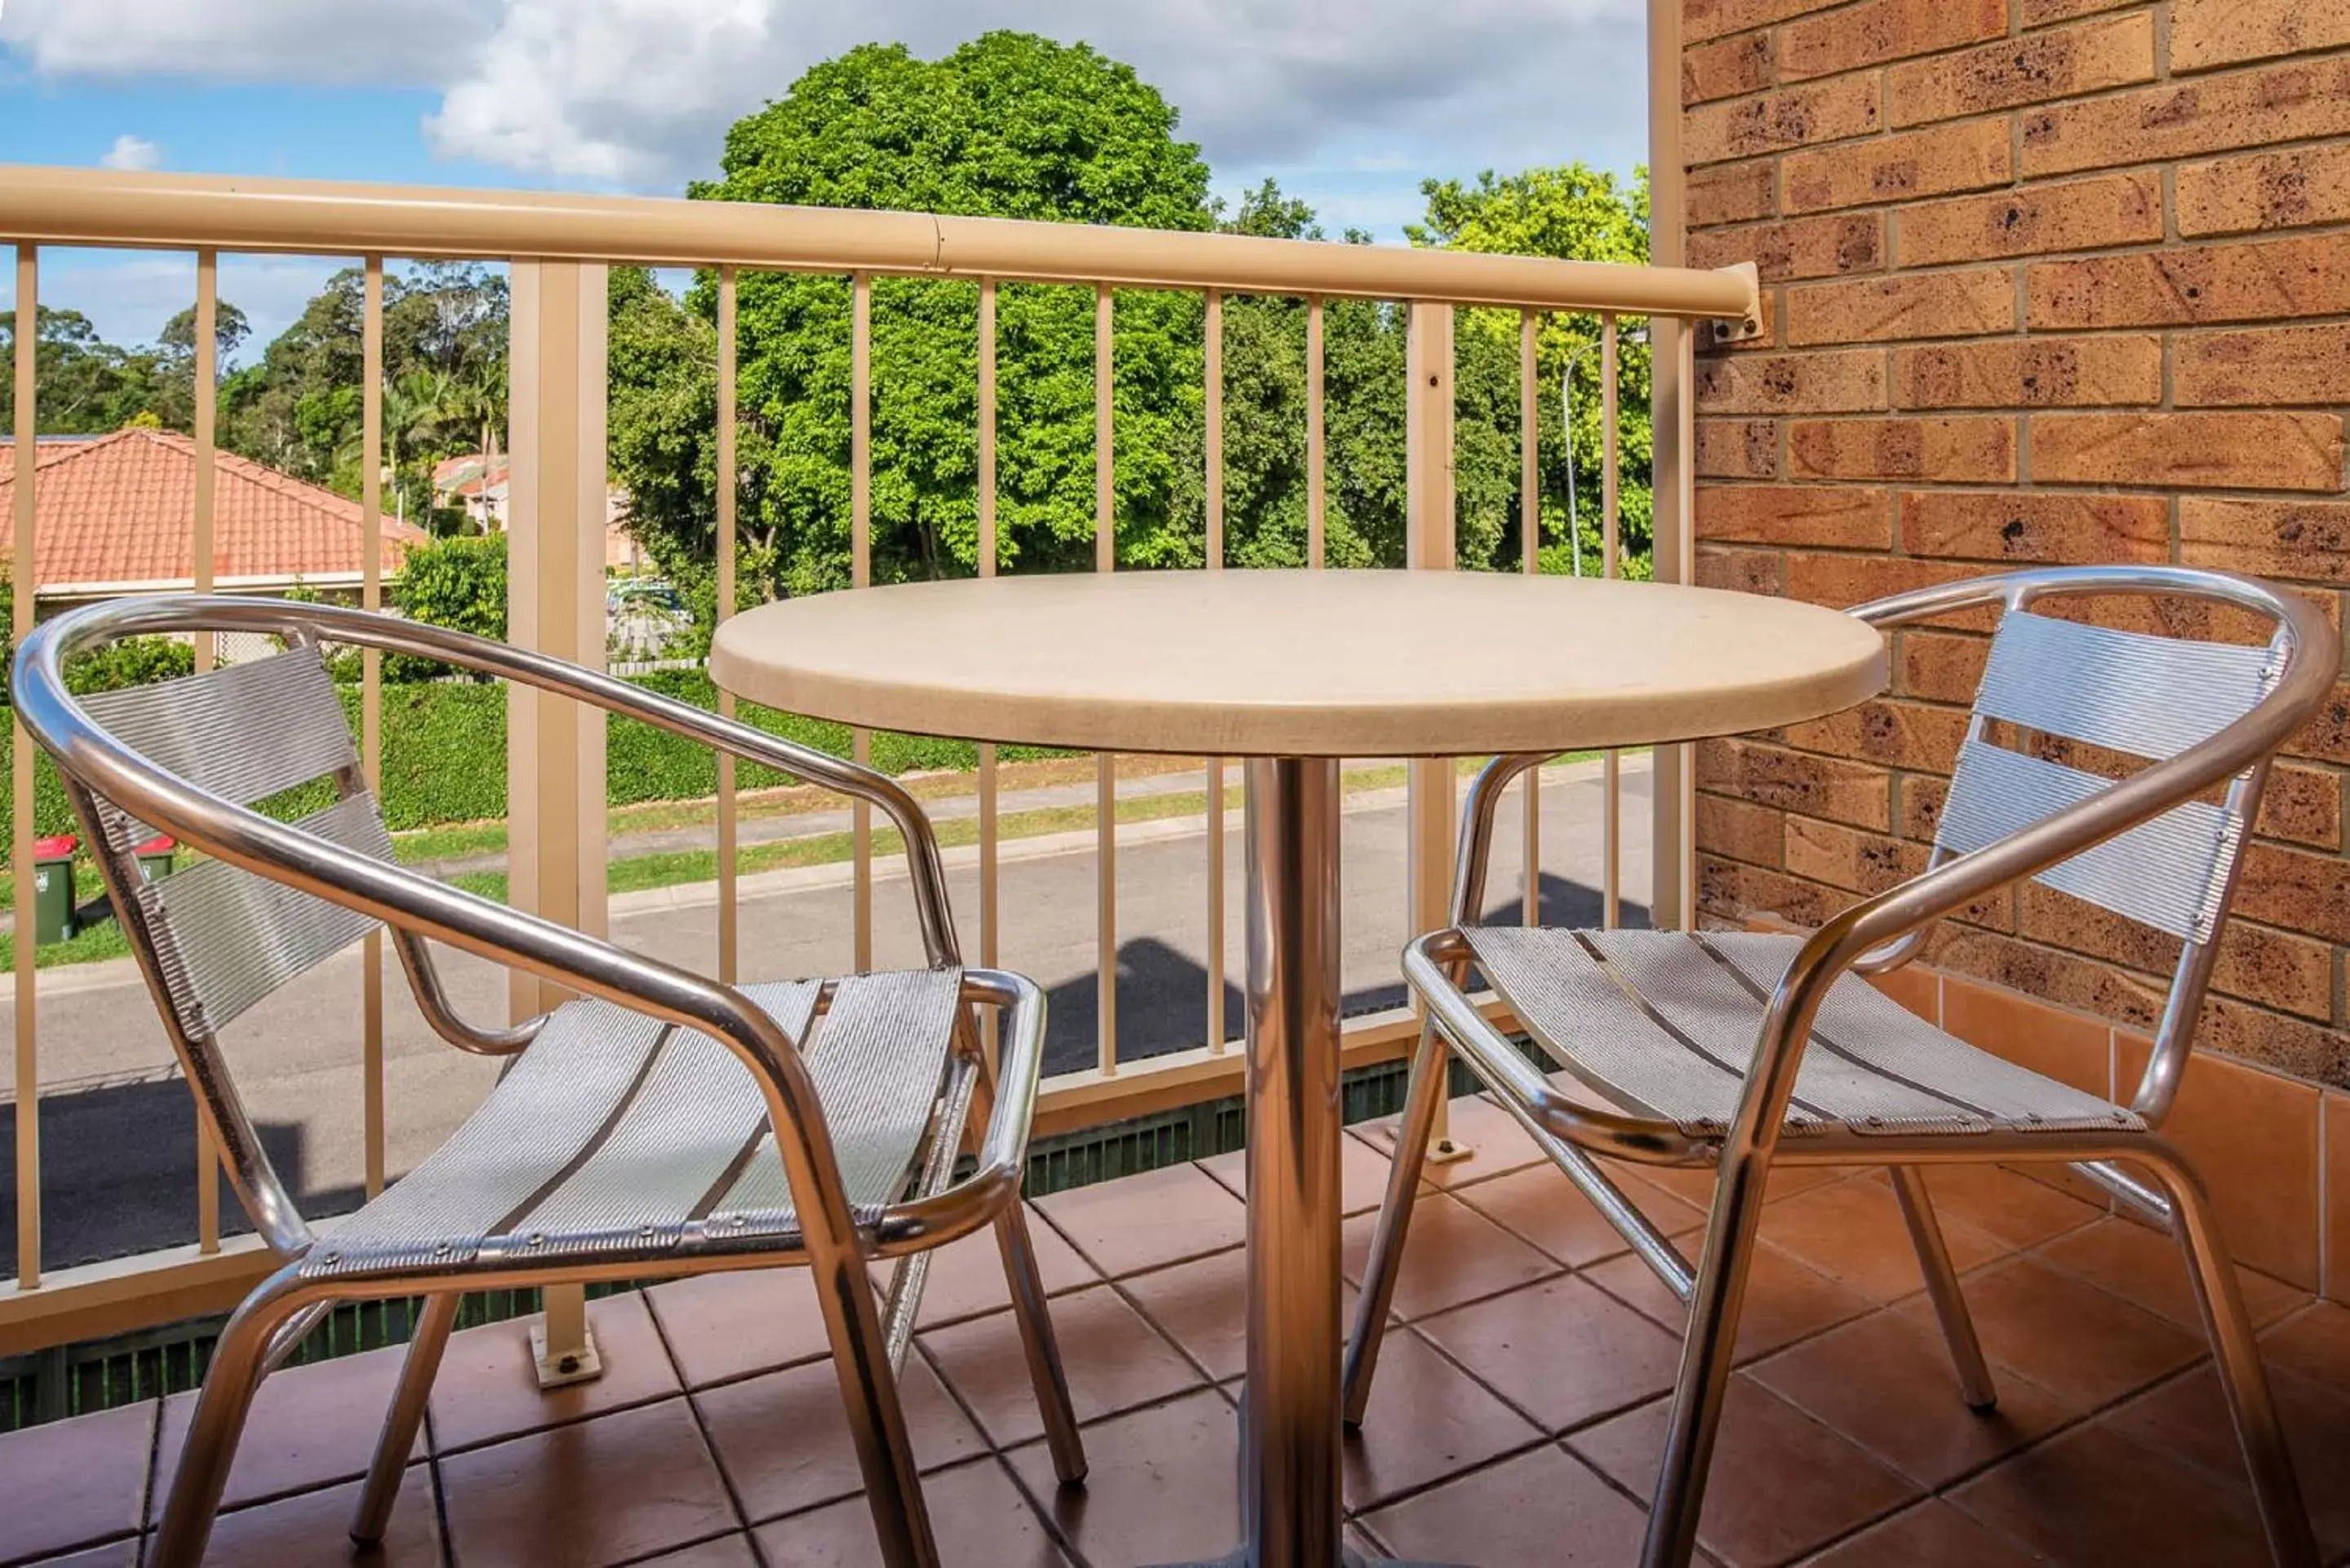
{"left": 1, "top": 671, "right": 1061, "bottom": 856}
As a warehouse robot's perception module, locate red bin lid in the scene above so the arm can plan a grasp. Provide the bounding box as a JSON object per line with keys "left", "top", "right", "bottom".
{"left": 135, "top": 835, "right": 176, "bottom": 856}
{"left": 32, "top": 834, "right": 78, "bottom": 860}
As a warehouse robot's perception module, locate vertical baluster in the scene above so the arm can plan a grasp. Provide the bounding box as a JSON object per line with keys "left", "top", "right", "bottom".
{"left": 1519, "top": 309, "right": 1541, "bottom": 928}
{"left": 1671, "top": 321, "right": 1698, "bottom": 926}
{"left": 361, "top": 257, "right": 386, "bottom": 1198}
{"left": 1095, "top": 284, "right": 1118, "bottom": 1077}
{"left": 11, "top": 246, "right": 39, "bottom": 1288}
{"left": 193, "top": 250, "right": 221, "bottom": 1256}
{"left": 1306, "top": 295, "right": 1326, "bottom": 570}
{"left": 1602, "top": 315, "right": 1622, "bottom": 931}
{"left": 978, "top": 281, "right": 999, "bottom": 1050}
{"left": 1204, "top": 290, "right": 1226, "bottom": 1055}
{"left": 851, "top": 272, "right": 873, "bottom": 971}
{"left": 716, "top": 268, "right": 739, "bottom": 983}
{"left": 1404, "top": 301, "right": 1459, "bottom": 1157}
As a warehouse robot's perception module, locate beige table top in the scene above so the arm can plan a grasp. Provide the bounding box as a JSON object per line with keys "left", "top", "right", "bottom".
{"left": 709, "top": 569, "right": 1888, "bottom": 757}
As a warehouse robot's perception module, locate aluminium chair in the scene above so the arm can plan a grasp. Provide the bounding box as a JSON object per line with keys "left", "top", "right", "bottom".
{"left": 1341, "top": 565, "right": 2327, "bottom": 1568}
{"left": 12, "top": 595, "right": 1087, "bottom": 1568}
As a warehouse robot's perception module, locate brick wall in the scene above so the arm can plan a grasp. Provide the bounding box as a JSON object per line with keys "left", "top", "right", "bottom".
{"left": 1680, "top": 0, "right": 2350, "bottom": 1092}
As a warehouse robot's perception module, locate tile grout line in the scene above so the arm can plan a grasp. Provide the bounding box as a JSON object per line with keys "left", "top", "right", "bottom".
{"left": 907, "top": 1333, "right": 1093, "bottom": 1568}
{"left": 637, "top": 1283, "right": 767, "bottom": 1567}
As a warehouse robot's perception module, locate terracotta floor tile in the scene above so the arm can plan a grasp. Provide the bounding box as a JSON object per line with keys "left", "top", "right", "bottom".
{"left": 1622, "top": 1159, "right": 1849, "bottom": 1211}
{"left": 1918, "top": 1162, "right": 2103, "bottom": 1251}
{"left": 921, "top": 1285, "right": 1199, "bottom": 1446}
{"left": 195, "top": 1467, "right": 440, "bottom": 1567}
{"left": 1951, "top": 1419, "right": 2275, "bottom": 1568}
{"left": 1798, "top": 1499, "right": 2046, "bottom": 1568}
{"left": 1355, "top": 1093, "right": 1547, "bottom": 1189}
{"left": 1360, "top": 1442, "right": 1648, "bottom": 1566}
{"left": 1338, "top": 1330, "right": 1542, "bottom": 1508}
{"left": 2108, "top": 1362, "right": 2350, "bottom": 1560}
{"left": 1570, "top": 1376, "right": 1918, "bottom": 1568}
{"left": 697, "top": 1353, "right": 982, "bottom": 1523}
{"left": 430, "top": 1290, "right": 681, "bottom": 1453}
{"left": 436, "top": 1397, "right": 738, "bottom": 1568}
{"left": 152, "top": 1340, "right": 414, "bottom": 1517}
{"left": 1585, "top": 1236, "right": 1873, "bottom": 1365}
{"left": 1756, "top": 1174, "right": 2006, "bottom": 1306}
{"left": 1035, "top": 1162, "right": 1244, "bottom": 1278}
{"left": 0, "top": 1399, "right": 153, "bottom": 1565}
{"left": 1749, "top": 1309, "right": 2074, "bottom": 1489}
{"left": 875, "top": 1206, "right": 1097, "bottom": 1331}
{"left": 1450, "top": 1161, "right": 1653, "bottom": 1268}
{"left": 1199, "top": 1130, "right": 1406, "bottom": 1216}
{"left": 1340, "top": 1192, "right": 1559, "bottom": 1321}
{"left": 634, "top": 1535, "right": 762, "bottom": 1567}
{"left": 2261, "top": 1300, "right": 2350, "bottom": 1388}
{"left": 1005, "top": 1389, "right": 1239, "bottom": 1566}
{"left": 15, "top": 1543, "right": 136, "bottom": 1567}
{"left": 1900, "top": 1256, "right": 2201, "bottom": 1410}
{"left": 1415, "top": 1276, "right": 1683, "bottom": 1434}
{"left": 645, "top": 1267, "right": 832, "bottom": 1389}
{"left": 2035, "top": 1215, "right": 2311, "bottom": 1332}
{"left": 753, "top": 1455, "right": 1068, "bottom": 1567}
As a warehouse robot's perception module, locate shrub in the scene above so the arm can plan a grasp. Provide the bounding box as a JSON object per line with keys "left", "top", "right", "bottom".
{"left": 390, "top": 534, "right": 508, "bottom": 680}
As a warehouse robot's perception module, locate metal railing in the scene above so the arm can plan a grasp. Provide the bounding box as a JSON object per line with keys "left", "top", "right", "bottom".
{"left": 0, "top": 163, "right": 1758, "bottom": 1357}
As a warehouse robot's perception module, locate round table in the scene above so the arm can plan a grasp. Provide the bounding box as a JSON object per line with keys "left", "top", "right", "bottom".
{"left": 712, "top": 569, "right": 1887, "bottom": 1568}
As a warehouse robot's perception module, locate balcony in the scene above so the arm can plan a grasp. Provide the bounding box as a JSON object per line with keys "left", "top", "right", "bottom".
{"left": 5, "top": 1115, "right": 2346, "bottom": 1566}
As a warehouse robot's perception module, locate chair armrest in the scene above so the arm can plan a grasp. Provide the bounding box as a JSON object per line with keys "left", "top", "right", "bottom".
{"left": 884, "top": 967, "right": 1049, "bottom": 1248}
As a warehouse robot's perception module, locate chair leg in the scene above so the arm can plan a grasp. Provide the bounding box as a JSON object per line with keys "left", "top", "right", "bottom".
{"left": 996, "top": 1202, "right": 1087, "bottom": 1484}
{"left": 351, "top": 1292, "right": 459, "bottom": 1543}
{"left": 151, "top": 1269, "right": 313, "bottom": 1568}
{"left": 1341, "top": 1019, "right": 1447, "bottom": 1427}
{"left": 1890, "top": 1167, "right": 1997, "bottom": 1411}
{"left": 1641, "top": 1149, "right": 1770, "bottom": 1568}
{"left": 813, "top": 1245, "right": 942, "bottom": 1568}
{"left": 2147, "top": 1149, "right": 2318, "bottom": 1568}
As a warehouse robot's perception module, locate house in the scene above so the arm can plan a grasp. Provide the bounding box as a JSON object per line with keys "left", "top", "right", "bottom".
{"left": 0, "top": 427, "right": 430, "bottom": 606}
{"left": 431, "top": 449, "right": 645, "bottom": 570}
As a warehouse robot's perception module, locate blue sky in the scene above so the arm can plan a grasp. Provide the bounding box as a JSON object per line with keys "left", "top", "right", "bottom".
{"left": 1, "top": 1, "right": 1650, "bottom": 355}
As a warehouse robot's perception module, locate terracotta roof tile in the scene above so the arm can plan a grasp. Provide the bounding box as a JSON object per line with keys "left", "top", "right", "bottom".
{"left": 0, "top": 428, "right": 429, "bottom": 587}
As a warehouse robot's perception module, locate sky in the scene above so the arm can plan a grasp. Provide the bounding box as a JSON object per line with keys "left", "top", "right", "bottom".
{"left": 0, "top": 0, "right": 1651, "bottom": 356}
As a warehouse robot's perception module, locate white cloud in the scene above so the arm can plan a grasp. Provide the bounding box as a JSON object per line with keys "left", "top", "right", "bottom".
{"left": 99, "top": 133, "right": 162, "bottom": 171}
{"left": 6, "top": 0, "right": 1650, "bottom": 198}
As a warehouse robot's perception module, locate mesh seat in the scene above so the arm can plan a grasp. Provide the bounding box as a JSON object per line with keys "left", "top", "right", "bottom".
{"left": 306, "top": 968, "right": 964, "bottom": 1279}
{"left": 1465, "top": 927, "right": 2137, "bottom": 1141}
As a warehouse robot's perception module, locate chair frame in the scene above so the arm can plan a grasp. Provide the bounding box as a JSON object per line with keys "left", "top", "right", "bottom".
{"left": 1341, "top": 565, "right": 2330, "bottom": 1568}
{"left": 13, "top": 594, "right": 1086, "bottom": 1568}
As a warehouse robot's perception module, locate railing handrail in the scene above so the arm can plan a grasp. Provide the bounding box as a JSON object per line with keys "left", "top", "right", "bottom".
{"left": 0, "top": 165, "right": 1761, "bottom": 322}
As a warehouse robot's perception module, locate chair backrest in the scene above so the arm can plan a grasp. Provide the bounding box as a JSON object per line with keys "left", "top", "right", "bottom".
{"left": 1928, "top": 587, "right": 2292, "bottom": 1119}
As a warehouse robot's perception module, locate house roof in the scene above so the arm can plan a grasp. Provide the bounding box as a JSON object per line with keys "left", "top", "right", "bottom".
{"left": 0, "top": 429, "right": 430, "bottom": 589}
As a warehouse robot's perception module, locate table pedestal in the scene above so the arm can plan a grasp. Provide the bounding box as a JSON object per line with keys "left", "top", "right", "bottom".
{"left": 1155, "top": 757, "right": 1457, "bottom": 1568}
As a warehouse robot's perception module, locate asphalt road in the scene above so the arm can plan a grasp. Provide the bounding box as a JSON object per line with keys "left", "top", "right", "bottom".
{"left": 2, "top": 758, "right": 1651, "bottom": 1273}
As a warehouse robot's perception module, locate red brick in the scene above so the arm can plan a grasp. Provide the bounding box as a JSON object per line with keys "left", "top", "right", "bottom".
{"left": 2178, "top": 144, "right": 2350, "bottom": 237}
{"left": 2197, "top": 999, "right": 2350, "bottom": 1086}
{"left": 1784, "top": 119, "right": 2014, "bottom": 215}
{"left": 1695, "top": 485, "right": 1892, "bottom": 547}
{"left": 1787, "top": 270, "right": 2016, "bottom": 345}
{"left": 2017, "top": 884, "right": 2335, "bottom": 1021}
{"left": 2290, "top": 683, "right": 2350, "bottom": 766}
{"left": 1787, "top": 417, "right": 2015, "bottom": 482}
{"left": 2028, "top": 234, "right": 2350, "bottom": 328}
{"left": 1690, "top": 160, "right": 1779, "bottom": 228}
{"left": 2181, "top": 497, "right": 2350, "bottom": 582}
{"left": 2175, "top": 323, "right": 2350, "bottom": 406}
{"left": 1700, "top": 856, "right": 1848, "bottom": 928}
{"left": 2023, "top": 0, "right": 2137, "bottom": 23}
{"left": 1928, "top": 924, "right": 2169, "bottom": 1031}
{"left": 2030, "top": 411, "right": 2345, "bottom": 491}
{"left": 1696, "top": 348, "right": 1889, "bottom": 414}
{"left": 2022, "top": 57, "right": 2350, "bottom": 177}
{"left": 1892, "top": 335, "right": 2163, "bottom": 409}
{"left": 1688, "top": 213, "right": 1882, "bottom": 281}
{"left": 1698, "top": 792, "right": 1785, "bottom": 866}
{"left": 1689, "top": 78, "right": 1883, "bottom": 166}
{"left": 1696, "top": 419, "right": 1780, "bottom": 478}
{"left": 1686, "top": 0, "right": 1850, "bottom": 46}
{"left": 1897, "top": 173, "right": 2162, "bottom": 266}
{"left": 1900, "top": 491, "right": 2170, "bottom": 564}
{"left": 1897, "top": 630, "right": 1989, "bottom": 703}
{"left": 1783, "top": 552, "right": 1991, "bottom": 627}
{"left": 2235, "top": 841, "right": 2350, "bottom": 946}
{"left": 1780, "top": 0, "right": 2006, "bottom": 82}
{"left": 1776, "top": 698, "right": 1972, "bottom": 773}
{"left": 1685, "top": 33, "right": 1775, "bottom": 104}
{"left": 1697, "top": 737, "right": 1893, "bottom": 830}
{"left": 1888, "top": 12, "right": 2158, "bottom": 127}
{"left": 2172, "top": 0, "right": 2350, "bottom": 74}
{"left": 1784, "top": 815, "right": 1928, "bottom": 893}
{"left": 2259, "top": 764, "right": 2343, "bottom": 851}
{"left": 1696, "top": 543, "right": 1787, "bottom": 596}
